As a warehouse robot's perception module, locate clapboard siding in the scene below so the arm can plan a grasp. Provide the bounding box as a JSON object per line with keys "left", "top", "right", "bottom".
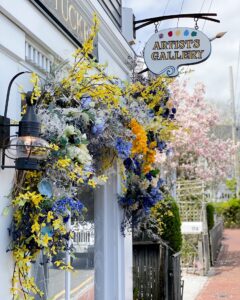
{"left": 98, "top": 0, "right": 122, "bottom": 28}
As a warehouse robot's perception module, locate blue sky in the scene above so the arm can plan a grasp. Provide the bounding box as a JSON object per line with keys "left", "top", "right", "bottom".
{"left": 123, "top": 0, "right": 240, "bottom": 112}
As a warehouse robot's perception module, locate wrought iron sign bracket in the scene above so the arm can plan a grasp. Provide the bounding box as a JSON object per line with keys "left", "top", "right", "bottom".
{"left": 134, "top": 13, "right": 220, "bottom": 33}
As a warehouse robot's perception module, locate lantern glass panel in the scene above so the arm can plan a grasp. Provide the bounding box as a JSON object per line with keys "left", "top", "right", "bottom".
{"left": 7, "top": 136, "right": 50, "bottom": 160}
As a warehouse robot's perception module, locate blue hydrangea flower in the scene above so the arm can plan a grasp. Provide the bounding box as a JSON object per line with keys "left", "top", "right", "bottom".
{"left": 92, "top": 123, "right": 105, "bottom": 135}
{"left": 80, "top": 96, "right": 92, "bottom": 110}
{"left": 147, "top": 110, "right": 155, "bottom": 118}
{"left": 115, "top": 138, "right": 132, "bottom": 159}
{"left": 157, "top": 140, "right": 167, "bottom": 151}
{"left": 157, "top": 178, "right": 164, "bottom": 188}
{"left": 52, "top": 198, "right": 84, "bottom": 216}
{"left": 142, "top": 188, "right": 163, "bottom": 213}
{"left": 118, "top": 196, "right": 135, "bottom": 206}
{"left": 145, "top": 172, "right": 153, "bottom": 181}
{"left": 123, "top": 158, "right": 141, "bottom": 175}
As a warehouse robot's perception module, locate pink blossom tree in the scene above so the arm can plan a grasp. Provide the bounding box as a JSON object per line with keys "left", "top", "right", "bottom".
{"left": 164, "top": 80, "right": 237, "bottom": 183}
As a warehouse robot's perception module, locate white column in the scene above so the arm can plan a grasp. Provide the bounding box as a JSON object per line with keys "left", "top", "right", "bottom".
{"left": 94, "top": 163, "right": 133, "bottom": 300}
{"left": 0, "top": 166, "right": 15, "bottom": 300}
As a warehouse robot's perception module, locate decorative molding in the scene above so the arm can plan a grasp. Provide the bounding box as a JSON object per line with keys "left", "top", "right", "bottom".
{"left": 25, "top": 40, "right": 53, "bottom": 73}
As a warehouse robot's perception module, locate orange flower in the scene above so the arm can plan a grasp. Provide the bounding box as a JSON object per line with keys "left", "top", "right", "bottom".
{"left": 143, "top": 148, "right": 156, "bottom": 174}
{"left": 130, "top": 119, "right": 148, "bottom": 155}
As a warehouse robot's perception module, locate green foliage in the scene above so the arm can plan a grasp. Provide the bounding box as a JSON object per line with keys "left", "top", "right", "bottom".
{"left": 181, "top": 235, "right": 199, "bottom": 266}
{"left": 214, "top": 198, "right": 240, "bottom": 228}
{"left": 151, "top": 195, "right": 182, "bottom": 252}
{"left": 226, "top": 178, "right": 237, "bottom": 195}
{"left": 206, "top": 203, "right": 215, "bottom": 230}
{"left": 133, "top": 287, "right": 140, "bottom": 300}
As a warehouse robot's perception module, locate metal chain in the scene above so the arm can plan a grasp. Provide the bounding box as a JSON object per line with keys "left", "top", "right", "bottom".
{"left": 194, "top": 18, "right": 199, "bottom": 30}
{"left": 154, "top": 22, "right": 160, "bottom": 33}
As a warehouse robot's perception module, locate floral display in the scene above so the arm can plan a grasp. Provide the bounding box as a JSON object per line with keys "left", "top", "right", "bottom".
{"left": 7, "top": 16, "right": 176, "bottom": 299}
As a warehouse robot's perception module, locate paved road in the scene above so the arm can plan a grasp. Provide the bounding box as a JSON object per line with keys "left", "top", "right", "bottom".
{"left": 197, "top": 229, "right": 240, "bottom": 300}
{"left": 48, "top": 268, "right": 94, "bottom": 299}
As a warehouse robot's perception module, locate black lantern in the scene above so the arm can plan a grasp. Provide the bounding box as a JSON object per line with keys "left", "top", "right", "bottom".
{"left": 0, "top": 72, "right": 49, "bottom": 170}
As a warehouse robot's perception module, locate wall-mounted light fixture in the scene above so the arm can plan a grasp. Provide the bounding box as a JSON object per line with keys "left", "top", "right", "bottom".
{"left": 0, "top": 72, "right": 49, "bottom": 170}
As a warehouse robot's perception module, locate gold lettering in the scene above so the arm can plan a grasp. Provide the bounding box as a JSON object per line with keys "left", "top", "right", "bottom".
{"left": 179, "top": 40, "right": 185, "bottom": 49}
{"left": 53, "top": 0, "right": 58, "bottom": 10}
{"left": 153, "top": 41, "right": 161, "bottom": 50}
{"left": 193, "top": 39, "right": 200, "bottom": 48}
{"left": 69, "top": 5, "right": 77, "bottom": 30}
{"left": 61, "top": 0, "right": 69, "bottom": 22}
{"left": 151, "top": 52, "right": 159, "bottom": 60}
{"left": 168, "top": 41, "right": 175, "bottom": 49}
{"left": 190, "top": 51, "right": 198, "bottom": 59}
{"left": 161, "top": 41, "right": 168, "bottom": 49}
{"left": 182, "top": 51, "right": 190, "bottom": 59}
{"left": 197, "top": 50, "right": 204, "bottom": 59}
{"left": 174, "top": 51, "right": 182, "bottom": 59}
{"left": 160, "top": 52, "right": 167, "bottom": 60}
{"left": 167, "top": 51, "right": 176, "bottom": 60}
{"left": 77, "top": 14, "right": 84, "bottom": 40}
{"left": 185, "top": 40, "right": 193, "bottom": 49}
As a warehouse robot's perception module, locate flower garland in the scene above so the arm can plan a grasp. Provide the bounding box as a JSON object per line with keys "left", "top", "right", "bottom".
{"left": 7, "top": 15, "right": 176, "bottom": 299}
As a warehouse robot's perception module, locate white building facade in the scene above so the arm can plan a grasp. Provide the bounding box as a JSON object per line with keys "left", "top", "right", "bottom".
{"left": 0, "top": 1, "right": 134, "bottom": 299}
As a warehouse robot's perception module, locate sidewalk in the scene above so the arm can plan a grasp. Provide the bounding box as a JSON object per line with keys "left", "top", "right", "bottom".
{"left": 183, "top": 273, "right": 208, "bottom": 300}
{"left": 196, "top": 229, "right": 240, "bottom": 300}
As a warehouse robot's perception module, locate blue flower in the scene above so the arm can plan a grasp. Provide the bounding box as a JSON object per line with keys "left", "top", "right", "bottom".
{"left": 92, "top": 123, "right": 105, "bottom": 135}
{"left": 157, "top": 140, "right": 167, "bottom": 151}
{"left": 148, "top": 110, "right": 155, "bottom": 118}
{"left": 157, "top": 178, "right": 164, "bottom": 188}
{"left": 80, "top": 96, "right": 92, "bottom": 110}
{"left": 115, "top": 138, "right": 132, "bottom": 159}
{"left": 162, "top": 108, "right": 170, "bottom": 119}
{"left": 149, "top": 188, "right": 163, "bottom": 202}
{"left": 123, "top": 158, "right": 142, "bottom": 175}
{"left": 124, "top": 158, "right": 133, "bottom": 170}
{"left": 149, "top": 90, "right": 157, "bottom": 95}
{"left": 133, "top": 159, "right": 141, "bottom": 175}
{"left": 141, "top": 188, "right": 163, "bottom": 213}
{"left": 145, "top": 172, "right": 153, "bottom": 181}
{"left": 52, "top": 198, "right": 84, "bottom": 216}
{"left": 119, "top": 196, "right": 134, "bottom": 206}
{"left": 172, "top": 107, "right": 177, "bottom": 114}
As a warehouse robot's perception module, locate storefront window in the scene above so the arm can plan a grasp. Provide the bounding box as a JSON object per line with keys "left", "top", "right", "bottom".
{"left": 33, "top": 190, "right": 95, "bottom": 300}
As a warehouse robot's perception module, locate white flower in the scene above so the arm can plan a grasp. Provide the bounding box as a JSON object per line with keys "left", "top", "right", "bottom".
{"left": 67, "top": 145, "right": 78, "bottom": 159}
{"left": 151, "top": 178, "right": 159, "bottom": 188}
{"left": 64, "top": 125, "right": 75, "bottom": 136}
{"left": 140, "top": 179, "right": 150, "bottom": 190}
{"left": 67, "top": 144, "right": 92, "bottom": 165}
{"left": 76, "top": 144, "right": 92, "bottom": 165}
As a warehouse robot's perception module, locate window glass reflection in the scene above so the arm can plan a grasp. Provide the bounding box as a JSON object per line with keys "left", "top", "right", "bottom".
{"left": 33, "top": 189, "right": 95, "bottom": 300}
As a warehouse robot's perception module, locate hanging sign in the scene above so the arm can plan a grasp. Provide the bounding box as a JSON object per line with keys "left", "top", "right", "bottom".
{"left": 143, "top": 27, "right": 211, "bottom": 77}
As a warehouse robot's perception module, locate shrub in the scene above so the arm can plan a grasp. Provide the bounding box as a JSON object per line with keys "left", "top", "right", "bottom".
{"left": 151, "top": 195, "right": 182, "bottom": 252}
{"left": 206, "top": 203, "right": 215, "bottom": 230}
{"left": 214, "top": 198, "right": 240, "bottom": 228}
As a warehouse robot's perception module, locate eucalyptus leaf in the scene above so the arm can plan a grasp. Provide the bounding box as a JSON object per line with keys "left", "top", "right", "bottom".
{"left": 38, "top": 179, "right": 53, "bottom": 198}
